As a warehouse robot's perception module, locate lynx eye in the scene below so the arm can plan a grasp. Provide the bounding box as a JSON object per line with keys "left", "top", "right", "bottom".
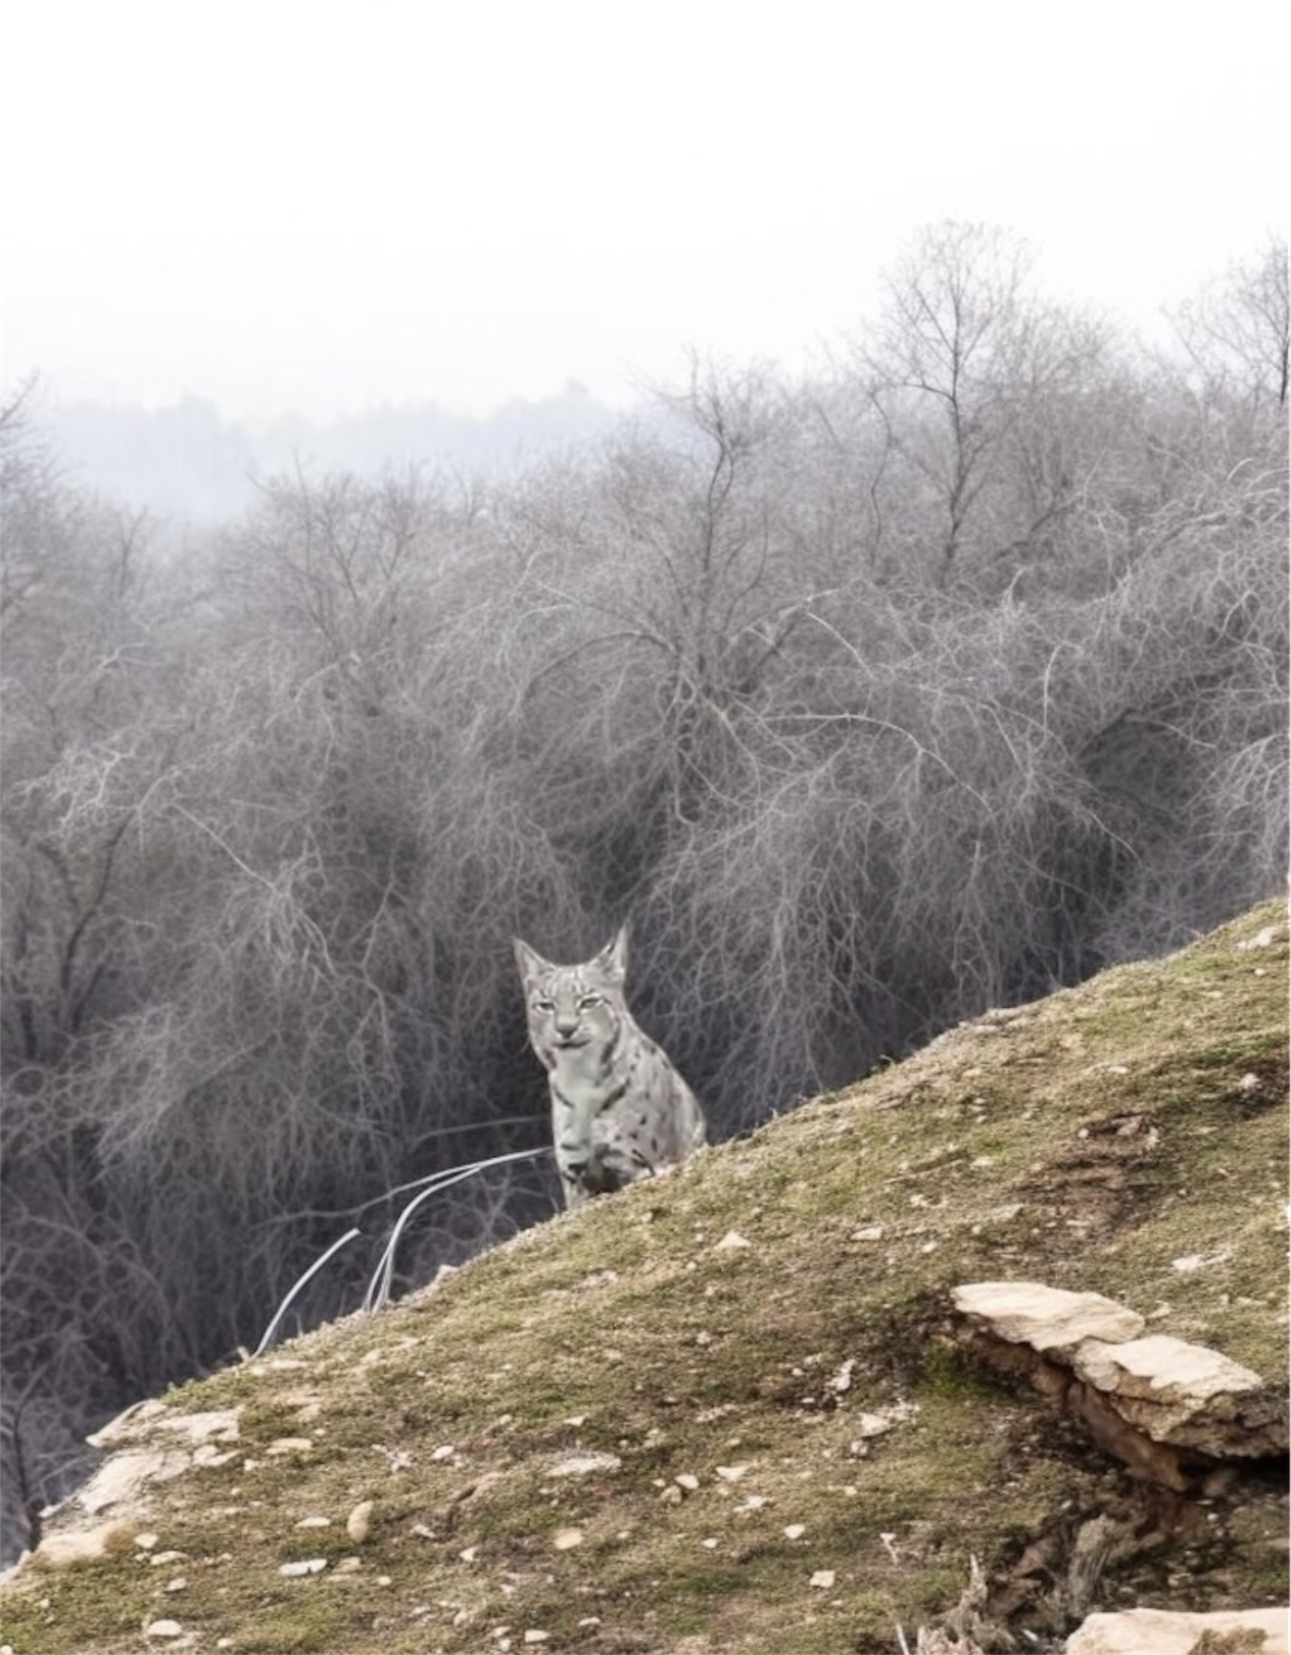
{"left": 578, "top": 993, "right": 603, "bottom": 1010}
{"left": 532, "top": 997, "right": 555, "bottom": 1013}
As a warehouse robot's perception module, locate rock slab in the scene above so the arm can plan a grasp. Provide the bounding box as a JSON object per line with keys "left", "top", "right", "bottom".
{"left": 952, "top": 1280, "right": 1288, "bottom": 1489}
{"left": 1066, "top": 1604, "right": 1288, "bottom": 1654}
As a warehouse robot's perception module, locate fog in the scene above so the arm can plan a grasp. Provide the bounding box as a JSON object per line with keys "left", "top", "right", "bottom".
{"left": 7, "top": 0, "right": 1286, "bottom": 425}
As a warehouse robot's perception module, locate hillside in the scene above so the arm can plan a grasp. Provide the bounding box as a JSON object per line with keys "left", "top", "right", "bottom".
{"left": 2, "top": 900, "right": 1286, "bottom": 1654}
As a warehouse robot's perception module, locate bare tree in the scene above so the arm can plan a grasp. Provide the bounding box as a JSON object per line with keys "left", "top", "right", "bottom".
{"left": 857, "top": 222, "right": 1126, "bottom": 595}
{"left": 1170, "top": 236, "right": 1289, "bottom": 411}
{"left": 862, "top": 222, "right": 1036, "bottom": 583}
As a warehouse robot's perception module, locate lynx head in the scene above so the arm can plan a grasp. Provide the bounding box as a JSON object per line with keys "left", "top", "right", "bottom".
{"left": 514, "top": 928, "right": 629, "bottom": 1068}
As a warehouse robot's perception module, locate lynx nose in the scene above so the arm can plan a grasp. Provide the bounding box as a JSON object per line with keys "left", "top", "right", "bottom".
{"left": 554, "top": 1013, "right": 580, "bottom": 1039}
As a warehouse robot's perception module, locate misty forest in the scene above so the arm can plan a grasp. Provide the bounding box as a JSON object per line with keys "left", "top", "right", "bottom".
{"left": 2, "top": 224, "right": 1287, "bottom": 1561}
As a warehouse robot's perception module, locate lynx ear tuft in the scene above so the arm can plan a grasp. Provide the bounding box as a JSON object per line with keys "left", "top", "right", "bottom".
{"left": 597, "top": 926, "right": 629, "bottom": 979}
{"left": 514, "top": 937, "right": 549, "bottom": 981}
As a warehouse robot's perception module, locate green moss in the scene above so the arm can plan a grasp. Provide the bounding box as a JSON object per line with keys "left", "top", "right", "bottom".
{"left": 0, "top": 1557, "right": 155, "bottom": 1650}
{"left": 917, "top": 1341, "right": 1006, "bottom": 1405}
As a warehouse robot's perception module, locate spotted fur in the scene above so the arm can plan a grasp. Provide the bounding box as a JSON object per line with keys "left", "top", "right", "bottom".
{"left": 514, "top": 927, "right": 707, "bottom": 1208}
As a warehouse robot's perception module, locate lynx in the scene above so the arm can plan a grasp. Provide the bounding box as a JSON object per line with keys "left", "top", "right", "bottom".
{"left": 514, "top": 927, "right": 707, "bottom": 1209}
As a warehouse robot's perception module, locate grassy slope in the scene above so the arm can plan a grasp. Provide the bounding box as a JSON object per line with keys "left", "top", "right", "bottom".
{"left": 2, "top": 901, "right": 1287, "bottom": 1655}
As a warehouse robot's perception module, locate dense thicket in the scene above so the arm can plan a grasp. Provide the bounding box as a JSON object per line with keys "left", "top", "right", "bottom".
{"left": 2, "top": 228, "right": 1286, "bottom": 1558}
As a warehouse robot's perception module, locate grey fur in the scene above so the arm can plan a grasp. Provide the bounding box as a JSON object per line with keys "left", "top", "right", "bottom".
{"left": 514, "top": 927, "right": 707, "bottom": 1208}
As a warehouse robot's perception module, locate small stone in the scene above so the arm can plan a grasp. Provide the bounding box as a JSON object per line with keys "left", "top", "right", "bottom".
{"left": 552, "top": 1527, "right": 584, "bottom": 1549}
{"left": 192, "top": 1444, "right": 237, "bottom": 1467}
{"left": 549, "top": 1452, "right": 622, "bottom": 1477}
{"left": 279, "top": 1558, "right": 327, "bottom": 1577}
{"left": 675, "top": 1473, "right": 700, "bottom": 1491}
{"left": 164, "top": 1576, "right": 187, "bottom": 1592}
{"left": 702, "top": 1537, "right": 718, "bottom": 1549}
{"left": 850, "top": 1224, "right": 885, "bottom": 1242}
{"left": 715, "top": 1464, "right": 748, "bottom": 1481}
{"left": 851, "top": 1401, "right": 917, "bottom": 1441}
{"left": 266, "top": 1437, "right": 314, "bottom": 1456}
{"left": 715, "top": 1230, "right": 751, "bottom": 1250}
{"left": 144, "top": 1622, "right": 184, "bottom": 1640}
{"left": 784, "top": 1523, "right": 806, "bottom": 1539}
{"left": 523, "top": 1635, "right": 550, "bottom": 1646}
{"left": 33, "top": 1528, "right": 120, "bottom": 1568}
{"left": 430, "top": 1444, "right": 456, "bottom": 1461}
{"left": 296, "top": 1515, "right": 331, "bottom": 1528}
{"left": 346, "top": 1500, "right": 373, "bottom": 1544}
{"left": 809, "top": 1569, "right": 836, "bottom": 1589}
{"left": 460, "top": 1546, "right": 479, "bottom": 1562}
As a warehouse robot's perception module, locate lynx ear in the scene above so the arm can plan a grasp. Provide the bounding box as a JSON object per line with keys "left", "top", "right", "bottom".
{"left": 596, "top": 925, "right": 629, "bottom": 980}
{"left": 514, "top": 937, "right": 549, "bottom": 984}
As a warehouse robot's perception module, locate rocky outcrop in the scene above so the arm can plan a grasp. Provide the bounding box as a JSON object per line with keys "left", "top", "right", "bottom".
{"left": 0, "top": 1398, "right": 245, "bottom": 1583}
{"left": 952, "top": 1282, "right": 1288, "bottom": 1491}
{"left": 1065, "top": 1604, "right": 1288, "bottom": 1653}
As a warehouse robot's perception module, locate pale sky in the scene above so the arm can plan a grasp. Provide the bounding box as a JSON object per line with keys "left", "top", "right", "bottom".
{"left": 4, "top": 0, "right": 1286, "bottom": 421}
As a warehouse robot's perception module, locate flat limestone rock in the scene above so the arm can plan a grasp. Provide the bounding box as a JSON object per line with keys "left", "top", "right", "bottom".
{"left": 952, "top": 1281, "right": 1146, "bottom": 1351}
{"left": 1065, "top": 1604, "right": 1289, "bottom": 1654}
{"left": 953, "top": 1281, "right": 1289, "bottom": 1483}
{"left": 3, "top": 1402, "right": 251, "bottom": 1588}
{"left": 1075, "top": 1334, "right": 1265, "bottom": 1401}
{"left": 77, "top": 1447, "right": 192, "bottom": 1517}
{"left": 88, "top": 1402, "right": 242, "bottom": 1452}
{"left": 1073, "top": 1335, "right": 1287, "bottom": 1457}
{"left": 85, "top": 1397, "right": 171, "bottom": 1450}
{"left": 75, "top": 1405, "right": 244, "bottom": 1516}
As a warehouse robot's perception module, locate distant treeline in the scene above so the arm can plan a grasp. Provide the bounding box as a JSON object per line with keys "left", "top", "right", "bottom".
{"left": 46, "top": 381, "right": 620, "bottom": 527}
{"left": 2, "top": 224, "right": 1286, "bottom": 1560}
